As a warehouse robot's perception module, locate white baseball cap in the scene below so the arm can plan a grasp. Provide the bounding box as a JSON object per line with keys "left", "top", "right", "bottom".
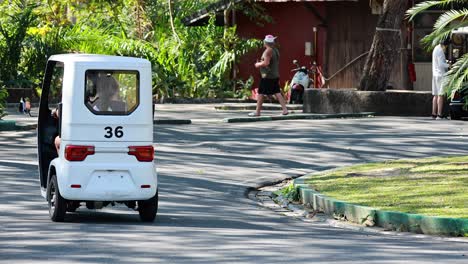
{"left": 264, "top": 35, "right": 277, "bottom": 43}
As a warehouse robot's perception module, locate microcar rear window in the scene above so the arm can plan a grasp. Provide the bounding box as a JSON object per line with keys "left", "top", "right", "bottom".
{"left": 85, "top": 70, "right": 139, "bottom": 115}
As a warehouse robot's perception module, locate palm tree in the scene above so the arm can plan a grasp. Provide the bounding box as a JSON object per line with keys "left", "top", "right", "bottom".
{"left": 407, "top": 0, "right": 468, "bottom": 101}
{"left": 359, "top": 0, "right": 408, "bottom": 91}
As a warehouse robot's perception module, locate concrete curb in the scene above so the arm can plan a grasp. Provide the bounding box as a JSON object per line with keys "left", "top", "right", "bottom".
{"left": 215, "top": 104, "right": 303, "bottom": 111}
{"left": 0, "top": 120, "right": 17, "bottom": 131}
{"left": 0, "top": 120, "right": 37, "bottom": 131}
{"left": 224, "top": 112, "right": 376, "bottom": 123}
{"left": 293, "top": 177, "right": 468, "bottom": 237}
{"left": 154, "top": 119, "right": 192, "bottom": 125}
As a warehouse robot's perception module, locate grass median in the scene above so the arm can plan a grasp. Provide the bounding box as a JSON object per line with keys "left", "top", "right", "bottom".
{"left": 303, "top": 156, "right": 468, "bottom": 219}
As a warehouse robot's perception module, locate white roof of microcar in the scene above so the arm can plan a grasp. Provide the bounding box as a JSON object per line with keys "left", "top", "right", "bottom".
{"left": 49, "top": 54, "right": 150, "bottom": 67}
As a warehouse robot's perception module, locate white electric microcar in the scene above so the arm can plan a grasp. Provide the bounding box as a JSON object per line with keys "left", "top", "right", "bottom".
{"left": 37, "top": 54, "right": 158, "bottom": 222}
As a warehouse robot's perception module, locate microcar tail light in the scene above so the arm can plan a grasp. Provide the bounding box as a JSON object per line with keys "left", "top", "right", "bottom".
{"left": 128, "top": 146, "right": 154, "bottom": 162}
{"left": 65, "top": 145, "right": 95, "bottom": 161}
{"left": 453, "top": 91, "right": 461, "bottom": 100}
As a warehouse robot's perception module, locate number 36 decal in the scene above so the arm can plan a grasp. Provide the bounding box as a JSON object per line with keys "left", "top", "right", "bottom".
{"left": 104, "top": 126, "right": 124, "bottom": 138}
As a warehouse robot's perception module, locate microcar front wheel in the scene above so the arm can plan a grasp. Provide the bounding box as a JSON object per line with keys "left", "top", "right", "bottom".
{"left": 138, "top": 191, "right": 158, "bottom": 222}
{"left": 47, "top": 175, "right": 67, "bottom": 222}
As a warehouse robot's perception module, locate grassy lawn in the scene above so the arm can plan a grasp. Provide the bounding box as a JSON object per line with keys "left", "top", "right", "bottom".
{"left": 304, "top": 156, "right": 468, "bottom": 219}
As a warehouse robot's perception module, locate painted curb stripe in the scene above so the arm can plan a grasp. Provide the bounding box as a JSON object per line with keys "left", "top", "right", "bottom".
{"left": 154, "top": 119, "right": 191, "bottom": 125}
{"left": 224, "top": 112, "right": 376, "bottom": 123}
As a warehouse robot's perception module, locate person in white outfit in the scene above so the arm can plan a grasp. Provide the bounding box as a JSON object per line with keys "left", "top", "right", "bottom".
{"left": 432, "top": 39, "right": 450, "bottom": 119}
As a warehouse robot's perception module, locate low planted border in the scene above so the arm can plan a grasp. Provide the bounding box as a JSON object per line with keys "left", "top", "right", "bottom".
{"left": 0, "top": 120, "right": 17, "bottom": 131}
{"left": 0, "top": 120, "right": 37, "bottom": 131}
{"left": 224, "top": 112, "right": 376, "bottom": 123}
{"left": 293, "top": 177, "right": 468, "bottom": 237}
{"left": 154, "top": 119, "right": 192, "bottom": 125}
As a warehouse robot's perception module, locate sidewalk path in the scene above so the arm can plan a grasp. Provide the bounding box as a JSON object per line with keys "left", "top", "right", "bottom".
{"left": 154, "top": 103, "right": 305, "bottom": 123}
{"left": 4, "top": 103, "right": 314, "bottom": 127}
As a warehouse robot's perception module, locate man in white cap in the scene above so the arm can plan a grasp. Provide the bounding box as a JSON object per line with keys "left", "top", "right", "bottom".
{"left": 249, "top": 34, "right": 288, "bottom": 116}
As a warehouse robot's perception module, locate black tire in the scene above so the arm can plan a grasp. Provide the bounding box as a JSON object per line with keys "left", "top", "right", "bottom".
{"left": 138, "top": 191, "right": 158, "bottom": 222}
{"left": 450, "top": 110, "right": 461, "bottom": 120}
{"left": 290, "top": 90, "right": 297, "bottom": 104}
{"left": 67, "top": 201, "right": 81, "bottom": 212}
{"left": 47, "top": 175, "right": 67, "bottom": 222}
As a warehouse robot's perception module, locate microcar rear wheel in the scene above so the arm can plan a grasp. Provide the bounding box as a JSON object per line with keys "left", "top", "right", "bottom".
{"left": 138, "top": 191, "right": 158, "bottom": 222}
{"left": 47, "top": 175, "right": 67, "bottom": 222}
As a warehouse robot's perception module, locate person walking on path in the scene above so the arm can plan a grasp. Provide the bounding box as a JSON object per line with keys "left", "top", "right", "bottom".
{"left": 24, "top": 97, "right": 32, "bottom": 116}
{"left": 18, "top": 97, "right": 24, "bottom": 113}
{"left": 249, "top": 35, "right": 288, "bottom": 117}
{"left": 432, "top": 38, "right": 450, "bottom": 120}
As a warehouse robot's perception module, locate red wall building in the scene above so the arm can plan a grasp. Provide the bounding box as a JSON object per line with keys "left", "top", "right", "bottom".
{"left": 185, "top": 0, "right": 409, "bottom": 92}
{"left": 235, "top": 1, "right": 328, "bottom": 91}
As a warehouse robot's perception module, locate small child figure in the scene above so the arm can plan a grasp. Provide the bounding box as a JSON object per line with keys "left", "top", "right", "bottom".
{"left": 24, "top": 97, "right": 32, "bottom": 116}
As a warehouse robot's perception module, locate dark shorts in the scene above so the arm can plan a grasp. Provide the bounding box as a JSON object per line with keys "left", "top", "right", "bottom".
{"left": 259, "top": 78, "right": 280, "bottom": 95}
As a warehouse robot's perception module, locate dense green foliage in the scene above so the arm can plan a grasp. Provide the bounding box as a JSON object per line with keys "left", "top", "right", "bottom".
{"left": 407, "top": 0, "right": 468, "bottom": 104}
{"left": 0, "top": 1, "right": 36, "bottom": 87}
{"left": 0, "top": 0, "right": 262, "bottom": 103}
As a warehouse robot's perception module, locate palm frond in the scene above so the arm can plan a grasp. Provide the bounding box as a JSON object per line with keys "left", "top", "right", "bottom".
{"left": 433, "top": 9, "right": 468, "bottom": 30}
{"left": 444, "top": 54, "right": 468, "bottom": 96}
{"left": 421, "top": 15, "right": 468, "bottom": 50}
{"left": 406, "top": 0, "right": 467, "bottom": 21}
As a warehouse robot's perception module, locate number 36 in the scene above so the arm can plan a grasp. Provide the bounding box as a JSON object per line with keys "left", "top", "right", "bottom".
{"left": 104, "top": 126, "right": 124, "bottom": 138}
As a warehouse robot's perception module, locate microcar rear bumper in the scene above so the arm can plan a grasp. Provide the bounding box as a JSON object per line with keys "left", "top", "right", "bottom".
{"left": 56, "top": 161, "right": 157, "bottom": 201}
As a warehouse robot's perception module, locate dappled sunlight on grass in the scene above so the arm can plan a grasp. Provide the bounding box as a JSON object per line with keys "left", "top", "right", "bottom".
{"left": 305, "top": 156, "right": 468, "bottom": 218}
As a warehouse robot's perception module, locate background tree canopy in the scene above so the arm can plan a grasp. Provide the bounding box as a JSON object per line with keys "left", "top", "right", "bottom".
{"left": 0, "top": 0, "right": 261, "bottom": 102}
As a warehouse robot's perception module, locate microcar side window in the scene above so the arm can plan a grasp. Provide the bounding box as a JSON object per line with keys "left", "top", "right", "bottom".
{"left": 48, "top": 62, "right": 64, "bottom": 109}
{"left": 85, "top": 70, "right": 139, "bottom": 115}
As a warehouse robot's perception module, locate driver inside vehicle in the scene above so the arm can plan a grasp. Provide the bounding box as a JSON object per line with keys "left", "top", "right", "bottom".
{"left": 53, "top": 74, "right": 125, "bottom": 154}
{"left": 87, "top": 74, "right": 126, "bottom": 112}
{"left": 51, "top": 107, "right": 60, "bottom": 153}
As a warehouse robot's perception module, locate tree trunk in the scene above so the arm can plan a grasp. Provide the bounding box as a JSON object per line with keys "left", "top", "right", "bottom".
{"left": 168, "top": 0, "right": 180, "bottom": 43}
{"left": 359, "top": 0, "right": 407, "bottom": 91}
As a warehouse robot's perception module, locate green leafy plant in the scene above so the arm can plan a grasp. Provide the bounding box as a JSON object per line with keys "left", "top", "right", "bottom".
{"left": 281, "top": 183, "right": 300, "bottom": 202}
{"left": 0, "top": 0, "right": 37, "bottom": 86}
{"left": 235, "top": 76, "right": 254, "bottom": 99}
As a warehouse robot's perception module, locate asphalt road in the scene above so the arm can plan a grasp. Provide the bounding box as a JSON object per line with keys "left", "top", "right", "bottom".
{"left": 1, "top": 115, "right": 468, "bottom": 263}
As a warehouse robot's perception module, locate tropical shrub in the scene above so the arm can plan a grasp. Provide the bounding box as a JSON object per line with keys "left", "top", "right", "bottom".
{"left": 1, "top": 0, "right": 263, "bottom": 100}
{"left": 0, "top": 1, "right": 36, "bottom": 87}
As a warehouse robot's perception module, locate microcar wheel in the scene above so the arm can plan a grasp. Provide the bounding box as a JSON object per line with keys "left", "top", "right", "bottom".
{"left": 138, "top": 191, "right": 158, "bottom": 222}
{"left": 47, "top": 175, "right": 67, "bottom": 222}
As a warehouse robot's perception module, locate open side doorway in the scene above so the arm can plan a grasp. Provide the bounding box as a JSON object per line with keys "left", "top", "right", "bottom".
{"left": 37, "top": 60, "right": 63, "bottom": 194}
